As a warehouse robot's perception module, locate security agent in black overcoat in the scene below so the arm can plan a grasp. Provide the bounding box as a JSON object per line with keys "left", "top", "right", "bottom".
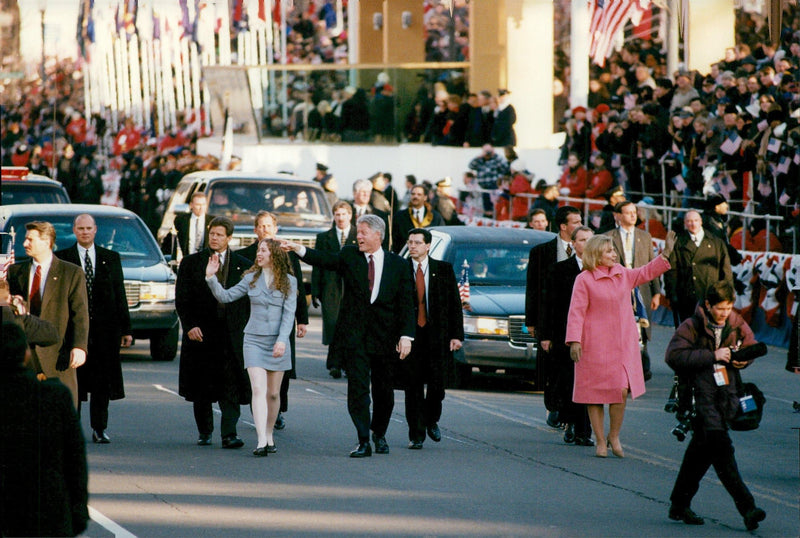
{"left": 56, "top": 241, "right": 131, "bottom": 435}
{"left": 176, "top": 239, "right": 251, "bottom": 443}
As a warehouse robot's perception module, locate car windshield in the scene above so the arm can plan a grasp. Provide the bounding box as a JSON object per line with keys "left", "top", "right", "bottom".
{"left": 449, "top": 245, "right": 530, "bottom": 286}
{"left": 206, "top": 181, "right": 330, "bottom": 228}
{"left": 2, "top": 183, "right": 69, "bottom": 205}
{"left": 3, "top": 215, "right": 164, "bottom": 268}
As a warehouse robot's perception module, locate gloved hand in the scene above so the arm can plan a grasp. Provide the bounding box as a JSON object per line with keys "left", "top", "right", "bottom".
{"left": 311, "top": 296, "right": 320, "bottom": 308}
{"left": 661, "top": 230, "right": 677, "bottom": 259}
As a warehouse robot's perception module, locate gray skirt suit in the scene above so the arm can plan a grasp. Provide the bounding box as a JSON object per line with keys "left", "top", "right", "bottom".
{"left": 206, "top": 271, "right": 297, "bottom": 370}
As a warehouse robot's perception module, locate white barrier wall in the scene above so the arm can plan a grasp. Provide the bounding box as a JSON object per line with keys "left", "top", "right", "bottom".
{"left": 196, "top": 136, "right": 562, "bottom": 200}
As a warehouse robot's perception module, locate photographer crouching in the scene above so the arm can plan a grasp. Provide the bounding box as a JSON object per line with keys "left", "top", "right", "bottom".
{"left": 664, "top": 281, "right": 766, "bottom": 531}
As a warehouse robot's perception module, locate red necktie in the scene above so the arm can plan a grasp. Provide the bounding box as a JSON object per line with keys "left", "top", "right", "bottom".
{"left": 30, "top": 265, "right": 42, "bottom": 316}
{"left": 416, "top": 263, "right": 427, "bottom": 327}
{"left": 367, "top": 254, "right": 375, "bottom": 295}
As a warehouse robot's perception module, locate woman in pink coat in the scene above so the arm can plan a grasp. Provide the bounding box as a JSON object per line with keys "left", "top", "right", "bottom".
{"left": 566, "top": 231, "right": 676, "bottom": 458}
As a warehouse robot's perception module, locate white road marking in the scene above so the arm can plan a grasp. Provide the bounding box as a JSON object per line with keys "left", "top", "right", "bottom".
{"left": 88, "top": 505, "right": 137, "bottom": 537}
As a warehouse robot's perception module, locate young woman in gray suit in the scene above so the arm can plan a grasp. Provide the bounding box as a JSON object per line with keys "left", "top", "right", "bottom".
{"left": 206, "top": 239, "right": 297, "bottom": 457}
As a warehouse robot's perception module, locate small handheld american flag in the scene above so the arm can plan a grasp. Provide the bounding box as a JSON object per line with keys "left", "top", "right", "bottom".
{"left": 458, "top": 259, "right": 470, "bottom": 306}
{"left": 0, "top": 227, "right": 16, "bottom": 280}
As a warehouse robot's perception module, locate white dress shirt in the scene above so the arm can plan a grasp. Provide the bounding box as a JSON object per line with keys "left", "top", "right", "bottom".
{"left": 365, "top": 248, "right": 384, "bottom": 304}
{"left": 29, "top": 255, "right": 53, "bottom": 298}
{"left": 413, "top": 256, "right": 429, "bottom": 311}
{"left": 78, "top": 245, "right": 96, "bottom": 273}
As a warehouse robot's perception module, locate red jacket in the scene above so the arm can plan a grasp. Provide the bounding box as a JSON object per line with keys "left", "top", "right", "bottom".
{"left": 509, "top": 174, "right": 534, "bottom": 220}
{"left": 559, "top": 166, "right": 587, "bottom": 198}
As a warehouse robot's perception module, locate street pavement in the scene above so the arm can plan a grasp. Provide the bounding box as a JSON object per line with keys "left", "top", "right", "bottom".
{"left": 79, "top": 314, "right": 799, "bottom": 537}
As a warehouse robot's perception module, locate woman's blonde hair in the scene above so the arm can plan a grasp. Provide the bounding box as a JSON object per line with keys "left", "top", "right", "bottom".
{"left": 244, "top": 238, "right": 294, "bottom": 297}
{"left": 581, "top": 235, "right": 614, "bottom": 271}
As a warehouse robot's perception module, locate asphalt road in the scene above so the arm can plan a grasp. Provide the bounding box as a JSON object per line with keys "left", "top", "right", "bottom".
{"left": 79, "top": 315, "right": 800, "bottom": 537}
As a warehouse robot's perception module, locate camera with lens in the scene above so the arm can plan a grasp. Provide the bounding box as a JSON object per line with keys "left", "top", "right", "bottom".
{"left": 664, "top": 375, "right": 694, "bottom": 442}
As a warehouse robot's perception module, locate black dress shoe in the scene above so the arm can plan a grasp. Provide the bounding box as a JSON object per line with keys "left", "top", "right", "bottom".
{"left": 274, "top": 413, "right": 286, "bottom": 430}
{"left": 546, "top": 411, "right": 562, "bottom": 429}
{"left": 573, "top": 436, "right": 595, "bottom": 446}
{"left": 197, "top": 434, "right": 212, "bottom": 446}
{"left": 92, "top": 430, "right": 111, "bottom": 444}
{"left": 563, "top": 424, "right": 575, "bottom": 444}
{"left": 329, "top": 367, "right": 342, "bottom": 379}
{"left": 266, "top": 444, "right": 277, "bottom": 454}
{"left": 668, "top": 506, "right": 704, "bottom": 525}
{"left": 222, "top": 436, "right": 244, "bottom": 449}
{"left": 643, "top": 370, "right": 653, "bottom": 382}
{"left": 743, "top": 508, "right": 766, "bottom": 530}
{"left": 426, "top": 424, "right": 442, "bottom": 442}
{"left": 372, "top": 434, "right": 390, "bottom": 454}
{"left": 408, "top": 440, "right": 424, "bottom": 450}
{"left": 253, "top": 446, "right": 268, "bottom": 457}
{"left": 349, "top": 442, "right": 372, "bottom": 458}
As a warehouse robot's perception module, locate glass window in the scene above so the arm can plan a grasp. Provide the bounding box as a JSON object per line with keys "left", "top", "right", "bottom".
{"left": 206, "top": 181, "right": 331, "bottom": 228}
{"left": 4, "top": 215, "right": 163, "bottom": 269}
{"left": 449, "top": 245, "right": 530, "bottom": 285}
{"left": 1, "top": 184, "right": 69, "bottom": 205}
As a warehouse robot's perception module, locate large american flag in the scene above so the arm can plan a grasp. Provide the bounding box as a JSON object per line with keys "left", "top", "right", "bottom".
{"left": 458, "top": 260, "right": 470, "bottom": 306}
{"left": 589, "top": 0, "right": 650, "bottom": 67}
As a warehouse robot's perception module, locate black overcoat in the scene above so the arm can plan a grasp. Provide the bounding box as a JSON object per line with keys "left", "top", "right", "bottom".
{"left": 56, "top": 244, "right": 131, "bottom": 401}
{"left": 310, "top": 225, "right": 357, "bottom": 345}
{"left": 176, "top": 249, "right": 250, "bottom": 404}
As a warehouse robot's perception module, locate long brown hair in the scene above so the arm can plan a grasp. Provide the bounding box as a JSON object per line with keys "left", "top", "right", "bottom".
{"left": 244, "top": 238, "right": 294, "bottom": 296}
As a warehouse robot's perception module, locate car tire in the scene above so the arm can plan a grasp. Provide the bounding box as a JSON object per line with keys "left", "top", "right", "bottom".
{"left": 150, "top": 324, "right": 179, "bottom": 361}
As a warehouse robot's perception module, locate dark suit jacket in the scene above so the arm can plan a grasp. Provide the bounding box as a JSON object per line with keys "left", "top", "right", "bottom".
{"left": 162, "top": 212, "right": 215, "bottom": 257}
{"left": 406, "top": 257, "right": 464, "bottom": 383}
{"left": 525, "top": 237, "right": 560, "bottom": 328}
{"left": 2, "top": 306, "right": 60, "bottom": 347}
{"left": 176, "top": 248, "right": 251, "bottom": 404}
{"left": 56, "top": 244, "right": 131, "bottom": 400}
{"left": 8, "top": 257, "right": 89, "bottom": 408}
{"left": 311, "top": 226, "right": 357, "bottom": 345}
{"left": 391, "top": 206, "right": 445, "bottom": 254}
{"left": 538, "top": 256, "right": 581, "bottom": 352}
{"left": 0, "top": 366, "right": 89, "bottom": 537}
{"left": 606, "top": 227, "right": 661, "bottom": 338}
{"left": 301, "top": 245, "right": 415, "bottom": 358}
{"left": 665, "top": 230, "right": 733, "bottom": 315}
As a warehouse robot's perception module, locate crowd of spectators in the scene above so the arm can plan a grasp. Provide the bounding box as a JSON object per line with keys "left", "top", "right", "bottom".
{"left": 1, "top": 59, "right": 222, "bottom": 234}
{"left": 550, "top": 4, "right": 800, "bottom": 253}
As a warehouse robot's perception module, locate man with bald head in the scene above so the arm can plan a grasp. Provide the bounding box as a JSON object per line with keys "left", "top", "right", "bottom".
{"left": 56, "top": 214, "right": 132, "bottom": 443}
{"left": 664, "top": 209, "right": 733, "bottom": 326}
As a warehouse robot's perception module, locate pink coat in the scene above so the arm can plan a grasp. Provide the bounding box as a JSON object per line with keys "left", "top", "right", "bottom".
{"left": 565, "top": 255, "right": 670, "bottom": 404}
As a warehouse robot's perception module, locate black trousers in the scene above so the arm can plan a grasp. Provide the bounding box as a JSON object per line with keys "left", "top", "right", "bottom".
{"left": 551, "top": 346, "right": 590, "bottom": 438}
{"left": 670, "top": 427, "right": 756, "bottom": 516}
{"left": 346, "top": 346, "right": 395, "bottom": 443}
{"left": 403, "top": 325, "right": 445, "bottom": 443}
{"left": 79, "top": 393, "right": 110, "bottom": 432}
{"left": 193, "top": 398, "right": 241, "bottom": 439}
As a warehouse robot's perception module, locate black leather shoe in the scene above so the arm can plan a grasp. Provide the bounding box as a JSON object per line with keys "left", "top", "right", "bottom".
{"left": 427, "top": 424, "right": 442, "bottom": 442}
{"left": 253, "top": 446, "right": 268, "bottom": 457}
{"left": 329, "top": 367, "right": 342, "bottom": 379}
{"left": 92, "top": 430, "right": 111, "bottom": 444}
{"left": 563, "top": 424, "right": 575, "bottom": 444}
{"left": 197, "top": 434, "right": 212, "bottom": 446}
{"left": 266, "top": 444, "right": 277, "bottom": 454}
{"left": 408, "top": 440, "right": 424, "bottom": 450}
{"left": 743, "top": 508, "right": 766, "bottom": 530}
{"left": 274, "top": 413, "right": 286, "bottom": 430}
{"left": 372, "top": 434, "right": 390, "bottom": 454}
{"left": 222, "top": 436, "right": 244, "bottom": 449}
{"left": 643, "top": 370, "right": 653, "bottom": 382}
{"left": 574, "top": 436, "right": 595, "bottom": 446}
{"left": 669, "top": 506, "right": 704, "bottom": 525}
{"left": 349, "top": 442, "right": 372, "bottom": 458}
{"left": 546, "top": 411, "right": 562, "bottom": 429}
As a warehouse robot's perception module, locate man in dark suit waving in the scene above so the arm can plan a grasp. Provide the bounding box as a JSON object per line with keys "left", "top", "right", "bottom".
{"left": 56, "top": 214, "right": 132, "bottom": 443}
{"left": 8, "top": 221, "right": 89, "bottom": 409}
{"left": 282, "top": 214, "right": 415, "bottom": 457}
{"left": 403, "top": 228, "right": 463, "bottom": 449}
